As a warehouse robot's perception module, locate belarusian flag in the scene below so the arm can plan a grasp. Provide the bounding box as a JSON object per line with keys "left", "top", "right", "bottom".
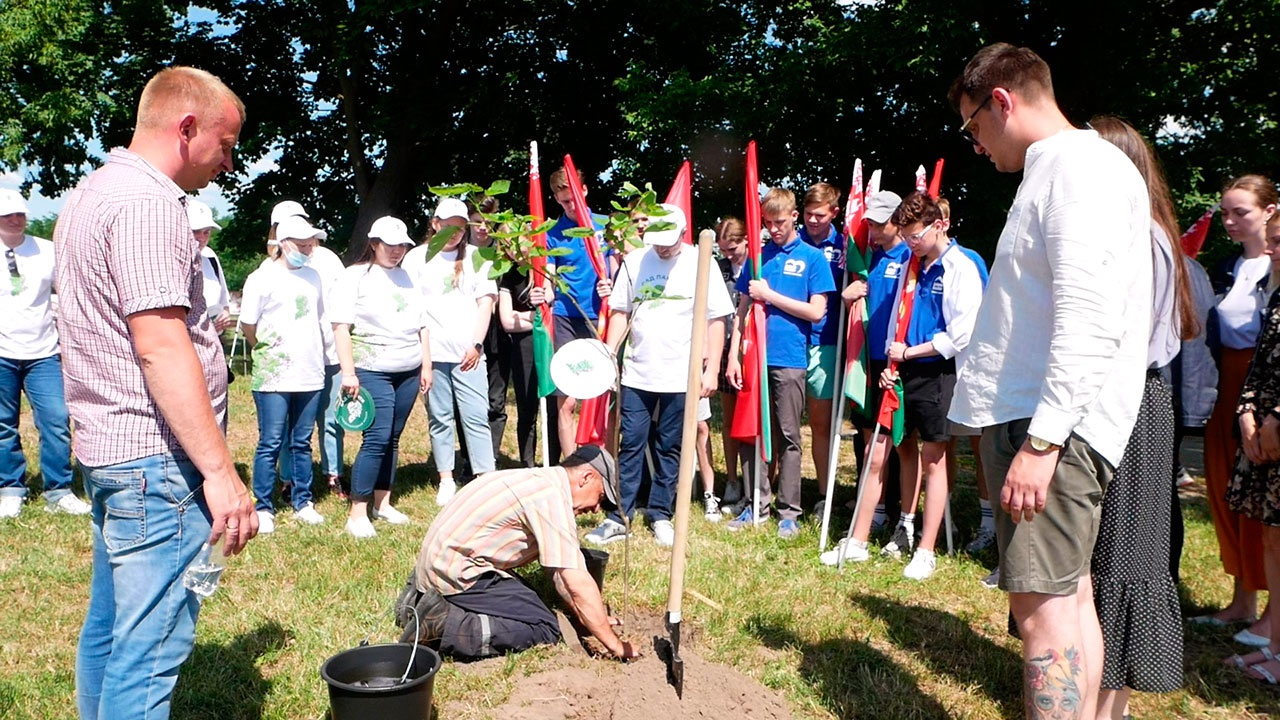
{"left": 529, "top": 142, "right": 556, "bottom": 398}
{"left": 563, "top": 154, "right": 611, "bottom": 447}
{"left": 914, "top": 164, "right": 927, "bottom": 193}
{"left": 841, "top": 159, "right": 871, "bottom": 415}
{"left": 1181, "top": 206, "right": 1217, "bottom": 258}
{"left": 729, "top": 141, "right": 772, "bottom": 462}
{"left": 927, "top": 158, "right": 944, "bottom": 200}
{"left": 880, "top": 254, "right": 920, "bottom": 446}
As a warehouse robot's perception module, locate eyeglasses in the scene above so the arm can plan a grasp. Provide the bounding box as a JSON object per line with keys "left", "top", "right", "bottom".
{"left": 898, "top": 224, "right": 936, "bottom": 244}
{"left": 958, "top": 95, "right": 993, "bottom": 145}
{"left": 5, "top": 249, "right": 17, "bottom": 278}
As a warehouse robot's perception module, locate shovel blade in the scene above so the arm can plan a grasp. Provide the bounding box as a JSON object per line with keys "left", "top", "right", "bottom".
{"left": 656, "top": 617, "right": 684, "bottom": 698}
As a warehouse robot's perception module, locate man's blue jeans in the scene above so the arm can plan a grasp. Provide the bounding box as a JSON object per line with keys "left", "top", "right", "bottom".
{"left": 611, "top": 386, "right": 684, "bottom": 524}
{"left": 76, "top": 452, "right": 211, "bottom": 720}
{"left": 426, "top": 360, "right": 495, "bottom": 475}
{"left": 351, "top": 367, "right": 420, "bottom": 500}
{"left": 252, "top": 389, "right": 322, "bottom": 513}
{"left": 317, "top": 364, "right": 344, "bottom": 478}
{"left": 0, "top": 353, "right": 74, "bottom": 501}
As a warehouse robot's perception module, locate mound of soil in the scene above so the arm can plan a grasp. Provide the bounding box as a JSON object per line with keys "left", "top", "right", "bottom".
{"left": 444, "top": 614, "right": 794, "bottom": 720}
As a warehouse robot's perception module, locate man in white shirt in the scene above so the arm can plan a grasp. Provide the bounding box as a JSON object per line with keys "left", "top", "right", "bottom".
{"left": 584, "top": 205, "right": 733, "bottom": 547}
{"left": 946, "top": 44, "right": 1151, "bottom": 718}
{"left": 0, "top": 189, "right": 90, "bottom": 518}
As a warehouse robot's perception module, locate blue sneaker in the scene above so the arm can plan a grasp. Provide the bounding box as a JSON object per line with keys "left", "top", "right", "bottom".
{"left": 726, "top": 506, "right": 765, "bottom": 531}
{"left": 777, "top": 519, "right": 800, "bottom": 540}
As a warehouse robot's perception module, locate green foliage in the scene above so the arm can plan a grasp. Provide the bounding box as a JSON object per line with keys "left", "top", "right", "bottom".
{"left": 24, "top": 214, "right": 57, "bottom": 241}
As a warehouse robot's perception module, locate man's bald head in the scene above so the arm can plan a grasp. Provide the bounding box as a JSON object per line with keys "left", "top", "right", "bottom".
{"left": 136, "top": 67, "right": 244, "bottom": 133}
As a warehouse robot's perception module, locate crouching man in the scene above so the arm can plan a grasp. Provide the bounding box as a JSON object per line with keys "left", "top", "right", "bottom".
{"left": 396, "top": 445, "right": 640, "bottom": 660}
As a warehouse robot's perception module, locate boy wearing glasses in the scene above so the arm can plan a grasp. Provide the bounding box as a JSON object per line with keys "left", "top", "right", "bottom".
{"left": 0, "top": 189, "right": 89, "bottom": 518}
{"left": 877, "top": 191, "right": 986, "bottom": 581}
{"left": 725, "top": 188, "right": 835, "bottom": 539}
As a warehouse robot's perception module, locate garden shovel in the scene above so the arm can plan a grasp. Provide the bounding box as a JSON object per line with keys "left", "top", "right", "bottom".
{"left": 658, "top": 229, "right": 714, "bottom": 698}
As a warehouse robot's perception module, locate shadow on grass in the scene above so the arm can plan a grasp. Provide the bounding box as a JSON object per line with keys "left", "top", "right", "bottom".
{"left": 1178, "top": 493, "right": 1213, "bottom": 525}
{"left": 172, "top": 620, "right": 290, "bottom": 720}
{"left": 852, "top": 594, "right": 1023, "bottom": 717}
{"left": 745, "top": 613, "right": 950, "bottom": 719}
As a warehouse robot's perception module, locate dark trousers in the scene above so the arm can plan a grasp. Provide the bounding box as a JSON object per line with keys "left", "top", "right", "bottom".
{"left": 768, "top": 367, "right": 806, "bottom": 521}
{"left": 611, "top": 386, "right": 684, "bottom": 524}
{"left": 351, "top": 367, "right": 420, "bottom": 499}
{"left": 485, "top": 315, "right": 511, "bottom": 459}
{"left": 509, "top": 330, "right": 558, "bottom": 466}
{"left": 440, "top": 573, "right": 561, "bottom": 658}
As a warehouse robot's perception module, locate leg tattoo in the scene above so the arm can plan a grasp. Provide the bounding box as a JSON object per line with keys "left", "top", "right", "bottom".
{"left": 1025, "top": 646, "right": 1083, "bottom": 719}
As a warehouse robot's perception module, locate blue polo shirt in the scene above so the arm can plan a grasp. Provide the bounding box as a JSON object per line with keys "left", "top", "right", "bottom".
{"left": 904, "top": 242, "right": 988, "bottom": 362}
{"left": 866, "top": 241, "right": 912, "bottom": 361}
{"left": 799, "top": 225, "right": 844, "bottom": 346}
{"left": 547, "top": 213, "right": 608, "bottom": 319}
{"left": 736, "top": 237, "right": 835, "bottom": 369}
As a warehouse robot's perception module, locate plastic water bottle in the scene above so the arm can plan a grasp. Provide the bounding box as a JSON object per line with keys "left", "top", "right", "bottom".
{"left": 182, "top": 536, "right": 228, "bottom": 600}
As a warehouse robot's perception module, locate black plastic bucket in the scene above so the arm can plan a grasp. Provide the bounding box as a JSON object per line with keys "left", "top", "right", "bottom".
{"left": 581, "top": 548, "right": 609, "bottom": 591}
{"left": 321, "top": 642, "right": 440, "bottom": 720}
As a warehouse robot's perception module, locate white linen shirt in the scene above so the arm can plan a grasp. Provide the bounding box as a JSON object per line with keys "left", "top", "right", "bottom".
{"left": 948, "top": 129, "right": 1152, "bottom": 467}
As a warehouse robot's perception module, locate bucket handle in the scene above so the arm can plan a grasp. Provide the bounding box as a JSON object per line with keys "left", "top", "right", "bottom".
{"left": 398, "top": 601, "right": 423, "bottom": 685}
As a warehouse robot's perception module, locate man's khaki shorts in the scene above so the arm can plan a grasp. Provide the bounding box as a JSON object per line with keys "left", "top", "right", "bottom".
{"left": 980, "top": 418, "right": 1113, "bottom": 596}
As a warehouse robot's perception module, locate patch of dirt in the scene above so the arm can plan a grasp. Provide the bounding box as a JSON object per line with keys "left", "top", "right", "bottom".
{"left": 445, "top": 614, "right": 794, "bottom": 720}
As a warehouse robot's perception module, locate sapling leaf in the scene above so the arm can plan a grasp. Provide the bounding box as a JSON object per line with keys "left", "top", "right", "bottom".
{"left": 485, "top": 180, "right": 511, "bottom": 196}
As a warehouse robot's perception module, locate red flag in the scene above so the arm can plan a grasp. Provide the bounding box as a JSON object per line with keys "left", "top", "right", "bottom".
{"left": 1180, "top": 206, "right": 1217, "bottom": 258}
{"left": 914, "top": 165, "right": 927, "bottom": 193}
{"left": 843, "top": 159, "right": 868, "bottom": 258}
{"left": 561, "top": 155, "right": 611, "bottom": 447}
{"left": 727, "top": 142, "right": 771, "bottom": 461}
{"left": 529, "top": 142, "right": 557, "bottom": 397}
{"left": 877, "top": 255, "right": 921, "bottom": 444}
{"left": 926, "top": 158, "right": 945, "bottom": 200}
{"left": 842, "top": 159, "right": 871, "bottom": 411}
{"left": 665, "top": 160, "right": 694, "bottom": 245}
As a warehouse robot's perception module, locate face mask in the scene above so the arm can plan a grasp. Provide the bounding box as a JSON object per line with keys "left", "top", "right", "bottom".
{"left": 285, "top": 249, "right": 311, "bottom": 268}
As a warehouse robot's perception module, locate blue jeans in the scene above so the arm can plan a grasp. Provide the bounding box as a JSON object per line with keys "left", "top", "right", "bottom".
{"left": 351, "top": 367, "right": 420, "bottom": 500}
{"left": 0, "top": 353, "right": 74, "bottom": 501}
{"left": 317, "top": 364, "right": 345, "bottom": 477}
{"left": 611, "top": 386, "right": 684, "bottom": 524}
{"left": 252, "top": 390, "right": 321, "bottom": 513}
{"left": 426, "top": 360, "right": 495, "bottom": 475}
{"left": 76, "top": 452, "right": 211, "bottom": 720}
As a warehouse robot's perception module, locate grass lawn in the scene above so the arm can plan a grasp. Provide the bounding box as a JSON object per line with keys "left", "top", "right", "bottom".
{"left": 1, "top": 373, "right": 1278, "bottom": 719}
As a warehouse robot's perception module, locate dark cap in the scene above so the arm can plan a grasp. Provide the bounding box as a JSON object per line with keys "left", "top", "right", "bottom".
{"left": 563, "top": 445, "right": 619, "bottom": 510}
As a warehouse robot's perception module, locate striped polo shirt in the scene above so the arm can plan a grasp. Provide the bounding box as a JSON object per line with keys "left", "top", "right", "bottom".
{"left": 414, "top": 466, "right": 588, "bottom": 595}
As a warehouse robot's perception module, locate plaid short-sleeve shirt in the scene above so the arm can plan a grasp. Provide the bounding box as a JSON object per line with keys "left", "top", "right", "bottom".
{"left": 414, "top": 466, "right": 588, "bottom": 595}
{"left": 53, "top": 148, "right": 228, "bottom": 467}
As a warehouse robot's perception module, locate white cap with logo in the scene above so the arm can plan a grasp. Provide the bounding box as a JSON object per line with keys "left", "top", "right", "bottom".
{"left": 186, "top": 199, "right": 221, "bottom": 231}
{"left": 369, "top": 216, "right": 414, "bottom": 246}
{"left": 0, "top": 189, "right": 30, "bottom": 216}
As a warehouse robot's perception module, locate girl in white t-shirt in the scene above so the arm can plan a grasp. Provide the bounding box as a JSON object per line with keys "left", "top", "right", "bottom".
{"left": 403, "top": 198, "right": 498, "bottom": 505}
{"left": 330, "top": 216, "right": 431, "bottom": 538}
{"left": 239, "top": 215, "right": 330, "bottom": 532}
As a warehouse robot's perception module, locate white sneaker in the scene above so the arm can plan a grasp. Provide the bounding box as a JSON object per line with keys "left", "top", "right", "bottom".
{"left": 256, "top": 510, "right": 276, "bottom": 534}
{"left": 47, "top": 494, "right": 91, "bottom": 515}
{"left": 345, "top": 516, "right": 377, "bottom": 538}
{"left": 653, "top": 519, "right": 675, "bottom": 547}
{"left": 703, "top": 493, "right": 722, "bottom": 522}
{"left": 436, "top": 478, "right": 457, "bottom": 506}
{"left": 584, "top": 518, "right": 630, "bottom": 546}
{"left": 903, "top": 549, "right": 937, "bottom": 581}
{"left": 295, "top": 503, "right": 324, "bottom": 525}
{"left": 819, "top": 537, "right": 870, "bottom": 566}
{"left": 1176, "top": 467, "right": 1195, "bottom": 488}
{"left": 0, "top": 496, "right": 21, "bottom": 518}
{"left": 373, "top": 505, "right": 409, "bottom": 525}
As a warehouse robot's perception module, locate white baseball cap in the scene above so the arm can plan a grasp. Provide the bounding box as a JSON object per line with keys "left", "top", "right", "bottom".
{"left": 275, "top": 214, "right": 328, "bottom": 242}
{"left": 642, "top": 203, "right": 687, "bottom": 247}
{"left": 433, "top": 197, "right": 469, "bottom": 222}
{"left": 368, "top": 216, "right": 414, "bottom": 246}
{"left": 270, "top": 200, "right": 309, "bottom": 226}
{"left": 0, "top": 189, "right": 30, "bottom": 216}
{"left": 186, "top": 199, "right": 221, "bottom": 231}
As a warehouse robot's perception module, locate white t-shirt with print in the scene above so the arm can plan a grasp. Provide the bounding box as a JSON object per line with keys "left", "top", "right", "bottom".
{"left": 403, "top": 245, "right": 497, "bottom": 364}
{"left": 200, "top": 246, "right": 231, "bottom": 321}
{"left": 0, "top": 235, "right": 59, "bottom": 359}
{"left": 239, "top": 262, "right": 327, "bottom": 392}
{"left": 609, "top": 245, "right": 734, "bottom": 393}
{"left": 328, "top": 263, "right": 426, "bottom": 373}
{"left": 308, "top": 245, "right": 346, "bottom": 366}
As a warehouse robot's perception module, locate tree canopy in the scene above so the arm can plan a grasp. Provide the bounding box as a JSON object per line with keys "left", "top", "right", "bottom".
{"left": 2, "top": 0, "right": 1276, "bottom": 267}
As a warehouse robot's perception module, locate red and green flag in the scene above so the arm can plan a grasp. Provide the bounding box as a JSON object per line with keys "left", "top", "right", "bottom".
{"left": 842, "top": 159, "right": 871, "bottom": 414}
{"left": 1181, "top": 206, "right": 1217, "bottom": 258}
{"left": 528, "top": 141, "right": 557, "bottom": 398}
{"left": 563, "top": 154, "right": 611, "bottom": 447}
{"left": 879, "top": 254, "right": 920, "bottom": 446}
{"left": 729, "top": 141, "right": 772, "bottom": 462}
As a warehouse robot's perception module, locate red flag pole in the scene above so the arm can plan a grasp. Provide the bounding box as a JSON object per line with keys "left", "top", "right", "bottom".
{"left": 563, "top": 155, "right": 611, "bottom": 447}
{"left": 665, "top": 161, "right": 694, "bottom": 245}
{"left": 926, "top": 158, "right": 945, "bottom": 200}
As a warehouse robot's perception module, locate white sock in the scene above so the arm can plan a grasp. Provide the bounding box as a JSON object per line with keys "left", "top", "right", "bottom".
{"left": 899, "top": 513, "right": 916, "bottom": 535}
{"left": 979, "top": 499, "right": 995, "bottom": 531}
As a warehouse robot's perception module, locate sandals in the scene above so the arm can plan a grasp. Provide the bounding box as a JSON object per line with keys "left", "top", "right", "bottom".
{"left": 1247, "top": 658, "right": 1280, "bottom": 685}
{"left": 1225, "top": 647, "right": 1275, "bottom": 668}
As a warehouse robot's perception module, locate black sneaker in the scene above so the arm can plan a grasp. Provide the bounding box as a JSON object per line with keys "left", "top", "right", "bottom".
{"left": 880, "top": 524, "right": 914, "bottom": 560}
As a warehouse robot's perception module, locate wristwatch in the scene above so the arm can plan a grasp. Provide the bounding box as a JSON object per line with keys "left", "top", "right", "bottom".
{"left": 473, "top": 342, "right": 483, "bottom": 353}
{"left": 1028, "top": 435, "right": 1060, "bottom": 453}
